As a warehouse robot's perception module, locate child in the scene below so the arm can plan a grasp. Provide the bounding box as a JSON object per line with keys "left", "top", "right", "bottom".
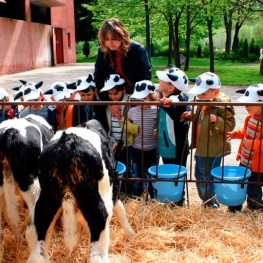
{"left": 73, "top": 74, "right": 108, "bottom": 129}
{"left": 189, "top": 72, "right": 236, "bottom": 208}
{"left": 100, "top": 74, "right": 136, "bottom": 195}
{"left": 156, "top": 67, "right": 191, "bottom": 206}
{"left": 0, "top": 87, "right": 18, "bottom": 123}
{"left": 14, "top": 82, "right": 54, "bottom": 126}
{"left": 128, "top": 80, "right": 159, "bottom": 200}
{"left": 226, "top": 84, "right": 263, "bottom": 212}
{"left": 44, "top": 81, "right": 76, "bottom": 131}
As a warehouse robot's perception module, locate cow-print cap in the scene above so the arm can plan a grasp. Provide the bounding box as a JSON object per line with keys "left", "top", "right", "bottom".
{"left": 0, "top": 87, "right": 9, "bottom": 100}
{"left": 188, "top": 72, "right": 221, "bottom": 95}
{"left": 76, "top": 74, "right": 96, "bottom": 92}
{"left": 44, "top": 82, "right": 70, "bottom": 101}
{"left": 236, "top": 83, "right": 263, "bottom": 102}
{"left": 156, "top": 67, "right": 188, "bottom": 92}
{"left": 13, "top": 81, "right": 43, "bottom": 101}
{"left": 100, "top": 74, "right": 125, "bottom": 92}
{"left": 130, "top": 80, "right": 155, "bottom": 99}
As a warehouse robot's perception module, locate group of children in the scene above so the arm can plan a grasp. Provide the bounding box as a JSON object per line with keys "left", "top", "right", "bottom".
{"left": 0, "top": 68, "right": 262, "bottom": 212}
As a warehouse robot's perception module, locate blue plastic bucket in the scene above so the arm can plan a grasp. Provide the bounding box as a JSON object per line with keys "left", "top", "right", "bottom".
{"left": 148, "top": 164, "right": 187, "bottom": 203}
{"left": 211, "top": 166, "right": 251, "bottom": 206}
{"left": 115, "top": 161, "right": 126, "bottom": 177}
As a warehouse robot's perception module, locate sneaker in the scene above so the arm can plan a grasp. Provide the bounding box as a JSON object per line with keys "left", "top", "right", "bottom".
{"left": 205, "top": 203, "right": 218, "bottom": 209}
{"left": 227, "top": 205, "right": 242, "bottom": 213}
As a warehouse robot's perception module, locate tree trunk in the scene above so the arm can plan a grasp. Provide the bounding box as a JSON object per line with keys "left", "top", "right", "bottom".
{"left": 144, "top": 0, "right": 151, "bottom": 62}
{"left": 224, "top": 14, "right": 232, "bottom": 54}
{"left": 232, "top": 21, "right": 243, "bottom": 53}
{"left": 207, "top": 17, "right": 214, "bottom": 72}
{"left": 167, "top": 16, "right": 173, "bottom": 66}
{"left": 184, "top": 5, "right": 191, "bottom": 71}
{"left": 173, "top": 14, "right": 182, "bottom": 68}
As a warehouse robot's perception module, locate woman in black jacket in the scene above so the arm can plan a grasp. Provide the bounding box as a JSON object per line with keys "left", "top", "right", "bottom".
{"left": 94, "top": 17, "right": 152, "bottom": 119}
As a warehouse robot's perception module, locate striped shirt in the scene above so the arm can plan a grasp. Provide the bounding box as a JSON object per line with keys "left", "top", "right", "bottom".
{"left": 240, "top": 114, "right": 261, "bottom": 167}
{"left": 128, "top": 105, "right": 157, "bottom": 150}
{"left": 111, "top": 106, "right": 122, "bottom": 140}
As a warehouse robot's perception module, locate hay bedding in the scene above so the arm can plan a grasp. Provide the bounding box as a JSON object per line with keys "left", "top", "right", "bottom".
{"left": 2, "top": 193, "right": 263, "bottom": 263}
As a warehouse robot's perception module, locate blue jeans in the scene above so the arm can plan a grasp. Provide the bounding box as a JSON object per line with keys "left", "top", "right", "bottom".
{"left": 118, "top": 146, "right": 133, "bottom": 195}
{"left": 195, "top": 156, "right": 221, "bottom": 205}
{"left": 131, "top": 147, "right": 158, "bottom": 199}
{"left": 247, "top": 171, "right": 263, "bottom": 210}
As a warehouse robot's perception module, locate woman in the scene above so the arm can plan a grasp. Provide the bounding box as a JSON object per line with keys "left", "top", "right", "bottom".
{"left": 93, "top": 18, "right": 151, "bottom": 119}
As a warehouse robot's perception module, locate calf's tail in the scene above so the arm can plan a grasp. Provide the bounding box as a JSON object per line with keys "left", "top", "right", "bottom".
{"left": 62, "top": 190, "right": 78, "bottom": 256}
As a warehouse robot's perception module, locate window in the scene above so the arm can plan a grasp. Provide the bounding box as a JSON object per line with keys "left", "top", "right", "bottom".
{"left": 31, "top": 5, "right": 51, "bottom": 24}
{"left": 0, "top": 0, "right": 25, "bottom": 20}
{"left": 67, "top": 32, "right": 71, "bottom": 49}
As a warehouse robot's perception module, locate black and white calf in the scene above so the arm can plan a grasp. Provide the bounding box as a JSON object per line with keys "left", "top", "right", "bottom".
{"left": 26, "top": 119, "right": 134, "bottom": 263}
{"left": 0, "top": 115, "right": 54, "bottom": 261}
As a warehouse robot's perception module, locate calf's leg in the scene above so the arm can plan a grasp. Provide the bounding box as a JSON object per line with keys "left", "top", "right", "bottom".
{"left": 75, "top": 187, "right": 113, "bottom": 263}
{"left": 26, "top": 186, "right": 61, "bottom": 263}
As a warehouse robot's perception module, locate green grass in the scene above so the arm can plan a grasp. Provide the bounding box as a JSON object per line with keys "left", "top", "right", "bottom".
{"left": 76, "top": 53, "right": 263, "bottom": 86}
{"left": 151, "top": 57, "right": 263, "bottom": 87}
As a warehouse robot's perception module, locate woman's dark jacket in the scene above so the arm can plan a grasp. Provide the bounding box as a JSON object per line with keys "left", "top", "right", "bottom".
{"left": 94, "top": 41, "right": 151, "bottom": 100}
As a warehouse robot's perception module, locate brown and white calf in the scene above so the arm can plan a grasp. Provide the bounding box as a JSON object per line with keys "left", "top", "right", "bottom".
{"left": 0, "top": 115, "right": 54, "bottom": 261}
{"left": 26, "top": 119, "right": 134, "bottom": 263}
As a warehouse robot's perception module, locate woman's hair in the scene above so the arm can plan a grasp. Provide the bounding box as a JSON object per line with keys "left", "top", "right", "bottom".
{"left": 98, "top": 18, "right": 131, "bottom": 68}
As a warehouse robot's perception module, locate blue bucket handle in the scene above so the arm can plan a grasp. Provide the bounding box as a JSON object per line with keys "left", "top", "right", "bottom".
{"left": 212, "top": 151, "right": 250, "bottom": 188}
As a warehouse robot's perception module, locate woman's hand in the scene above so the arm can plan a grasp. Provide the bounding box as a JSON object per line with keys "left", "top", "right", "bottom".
{"left": 109, "top": 105, "right": 121, "bottom": 120}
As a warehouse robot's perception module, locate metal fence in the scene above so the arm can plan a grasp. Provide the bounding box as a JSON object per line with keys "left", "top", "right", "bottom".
{"left": 1, "top": 99, "right": 262, "bottom": 207}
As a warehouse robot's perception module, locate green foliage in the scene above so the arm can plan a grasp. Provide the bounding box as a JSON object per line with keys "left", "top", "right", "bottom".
{"left": 248, "top": 53, "right": 259, "bottom": 62}
{"left": 83, "top": 41, "right": 90, "bottom": 58}
{"left": 74, "top": 0, "right": 97, "bottom": 42}
{"left": 249, "top": 38, "right": 255, "bottom": 54}
{"left": 243, "top": 39, "right": 249, "bottom": 58}
{"left": 159, "top": 45, "right": 169, "bottom": 56}
{"left": 197, "top": 45, "right": 202, "bottom": 58}
{"left": 255, "top": 45, "right": 260, "bottom": 57}
{"left": 238, "top": 38, "right": 244, "bottom": 52}
{"left": 202, "top": 45, "right": 210, "bottom": 58}
{"left": 76, "top": 40, "right": 99, "bottom": 58}
{"left": 214, "top": 51, "right": 244, "bottom": 62}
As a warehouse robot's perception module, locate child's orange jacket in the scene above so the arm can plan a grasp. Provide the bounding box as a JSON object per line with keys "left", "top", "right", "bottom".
{"left": 233, "top": 114, "right": 263, "bottom": 173}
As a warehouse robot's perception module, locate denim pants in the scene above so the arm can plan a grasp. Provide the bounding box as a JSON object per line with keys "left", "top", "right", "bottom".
{"left": 118, "top": 146, "right": 133, "bottom": 195}
{"left": 195, "top": 156, "right": 221, "bottom": 204}
{"left": 247, "top": 171, "right": 263, "bottom": 210}
{"left": 131, "top": 147, "right": 158, "bottom": 198}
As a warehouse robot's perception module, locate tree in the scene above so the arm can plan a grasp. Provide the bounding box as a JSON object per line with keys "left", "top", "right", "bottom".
{"left": 249, "top": 38, "right": 255, "bottom": 54}
{"left": 243, "top": 38, "right": 248, "bottom": 59}
{"left": 224, "top": 8, "right": 233, "bottom": 54}
{"left": 231, "top": 0, "right": 262, "bottom": 53}
{"left": 83, "top": 41, "right": 90, "bottom": 58}
{"left": 197, "top": 45, "right": 202, "bottom": 58}
{"left": 200, "top": 0, "right": 222, "bottom": 72}
{"left": 74, "top": 0, "right": 97, "bottom": 42}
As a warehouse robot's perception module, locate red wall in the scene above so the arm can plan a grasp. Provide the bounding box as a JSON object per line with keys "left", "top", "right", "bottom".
{"left": 0, "top": 0, "right": 76, "bottom": 76}
{"left": 51, "top": 0, "right": 76, "bottom": 64}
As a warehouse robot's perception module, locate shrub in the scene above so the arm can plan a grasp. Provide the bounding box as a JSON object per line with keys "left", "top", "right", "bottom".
{"left": 248, "top": 53, "right": 260, "bottom": 62}
{"left": 243, "top": 39, "right": 249, "bottom": 58}
{"left": 83, "top": 41, "right": 90, "bottom": 58}
{"left": 202, "top": 45, "right": 210, "bottom": 58}
{"left": 197, "top": 45, "right": 202, "bottom": 58}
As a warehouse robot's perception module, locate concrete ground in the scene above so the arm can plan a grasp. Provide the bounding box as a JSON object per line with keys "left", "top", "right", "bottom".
{"left": 0, "top": 63, "right": 247, "bottom": 166}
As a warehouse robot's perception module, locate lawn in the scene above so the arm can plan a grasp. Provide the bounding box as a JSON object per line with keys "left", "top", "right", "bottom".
{"left": 76, "top": 53, "right": 263, "bottom": 87}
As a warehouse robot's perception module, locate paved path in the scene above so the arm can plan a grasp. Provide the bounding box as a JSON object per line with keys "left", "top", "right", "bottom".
{"left": 0, "top": 63, "right": 247, "bottom": 165}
